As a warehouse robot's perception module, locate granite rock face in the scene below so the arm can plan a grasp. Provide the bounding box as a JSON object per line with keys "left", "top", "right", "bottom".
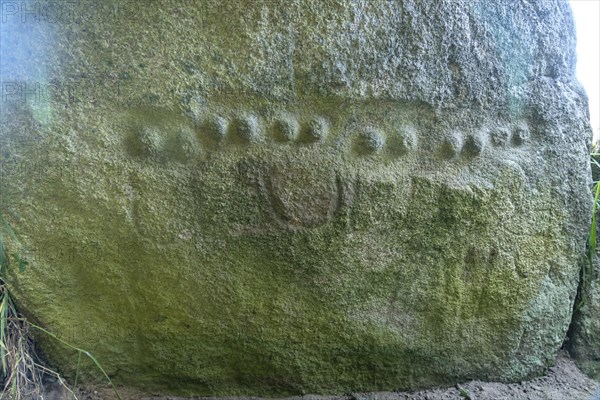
{"left": 570, "top": 162, "right": 600, "bottom": 381}
{"left": 570, "top": 265, "right": 600, "bottom": 381}
{"left": 0, "top": 0, "right": 593, "bottom": 396}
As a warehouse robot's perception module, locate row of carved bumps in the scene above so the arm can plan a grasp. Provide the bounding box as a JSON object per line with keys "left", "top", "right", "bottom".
{"left": 130, "top": 112, "right": 530, "bottom": 160}
{"left": 130, "top": 116, "right": 417, "bottom": 160}
{"left": 202, "top": 113, "right": 422, "bottom": 157}
{"left": 351, "top": 122, "right": 530, "bottom": 159}
{"left": 130, "top": 113, "right": 331, "bottom": 160}
{"left": 200, "top": 113, "right": 329, "bottom": 143}
{"left": 438, "top": 123, "right": 530, "bottom": 159}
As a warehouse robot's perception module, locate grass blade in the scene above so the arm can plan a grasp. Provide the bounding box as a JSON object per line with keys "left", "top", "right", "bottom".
{"left": 28, "top": 323, "right": 122, "bottom": 400}
{"left": 0, "top": 293, "right": 7, "bottom": 377}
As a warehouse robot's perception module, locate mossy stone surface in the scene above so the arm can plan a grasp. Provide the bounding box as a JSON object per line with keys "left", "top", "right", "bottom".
{"left": 0, "top": 0, "right": 593, "bottom": 396}
{"left": 570, "top": 223, "right": 600, "bottom": 381}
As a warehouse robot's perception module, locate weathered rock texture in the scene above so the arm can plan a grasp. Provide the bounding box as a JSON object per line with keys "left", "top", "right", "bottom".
{"left": 569, "top": 160, "right": 600, "bottom": 380}
{"left": 570, "top": 265, "right": 600, "bottom": 381}
{"left": 0, "top": 0, "right": 593, "bottom": 396}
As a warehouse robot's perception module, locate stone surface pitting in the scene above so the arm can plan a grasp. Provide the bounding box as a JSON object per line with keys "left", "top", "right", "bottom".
{"left": 491, "top": 127, "right": 511, "bottom": 147}
{"left": 135, "top": 126, "right": 163, "bottom": 157}
{"left": 171, "top": 127, "right": 200, "bottom": 161}
{"left": 570, "top": 161, "right": 600, "bottom": 382}
{"left": 0, "top": 0, "right": 591, "bottom": 397}
{"left": 512, "top": 123, "right": 531, "bottom": 146}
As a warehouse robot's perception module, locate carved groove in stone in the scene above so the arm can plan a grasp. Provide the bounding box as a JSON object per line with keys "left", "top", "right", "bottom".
{"left": 256, "top": 167, "right": 354, "bottom": 231}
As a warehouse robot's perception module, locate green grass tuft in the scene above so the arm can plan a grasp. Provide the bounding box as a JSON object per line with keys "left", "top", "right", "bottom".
{"left": 575, "top": 152, "right": 600, "bottom": 312}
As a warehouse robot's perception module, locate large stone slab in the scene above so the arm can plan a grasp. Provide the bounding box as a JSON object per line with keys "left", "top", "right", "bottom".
{"left": 0, "top": 0, "right": 592, "bottom": 396}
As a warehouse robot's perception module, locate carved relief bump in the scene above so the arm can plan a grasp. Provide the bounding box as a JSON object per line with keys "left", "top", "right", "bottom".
{"left": 352, "top": 125, "right": 418, "bottom": 158}
{"left": 437, "top": 122, "right": 531, "bottom": 160}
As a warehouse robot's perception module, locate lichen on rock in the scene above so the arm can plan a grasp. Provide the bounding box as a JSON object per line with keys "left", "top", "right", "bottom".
{"left": 0, "top": 0, "right": 593, "bottom": 396}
